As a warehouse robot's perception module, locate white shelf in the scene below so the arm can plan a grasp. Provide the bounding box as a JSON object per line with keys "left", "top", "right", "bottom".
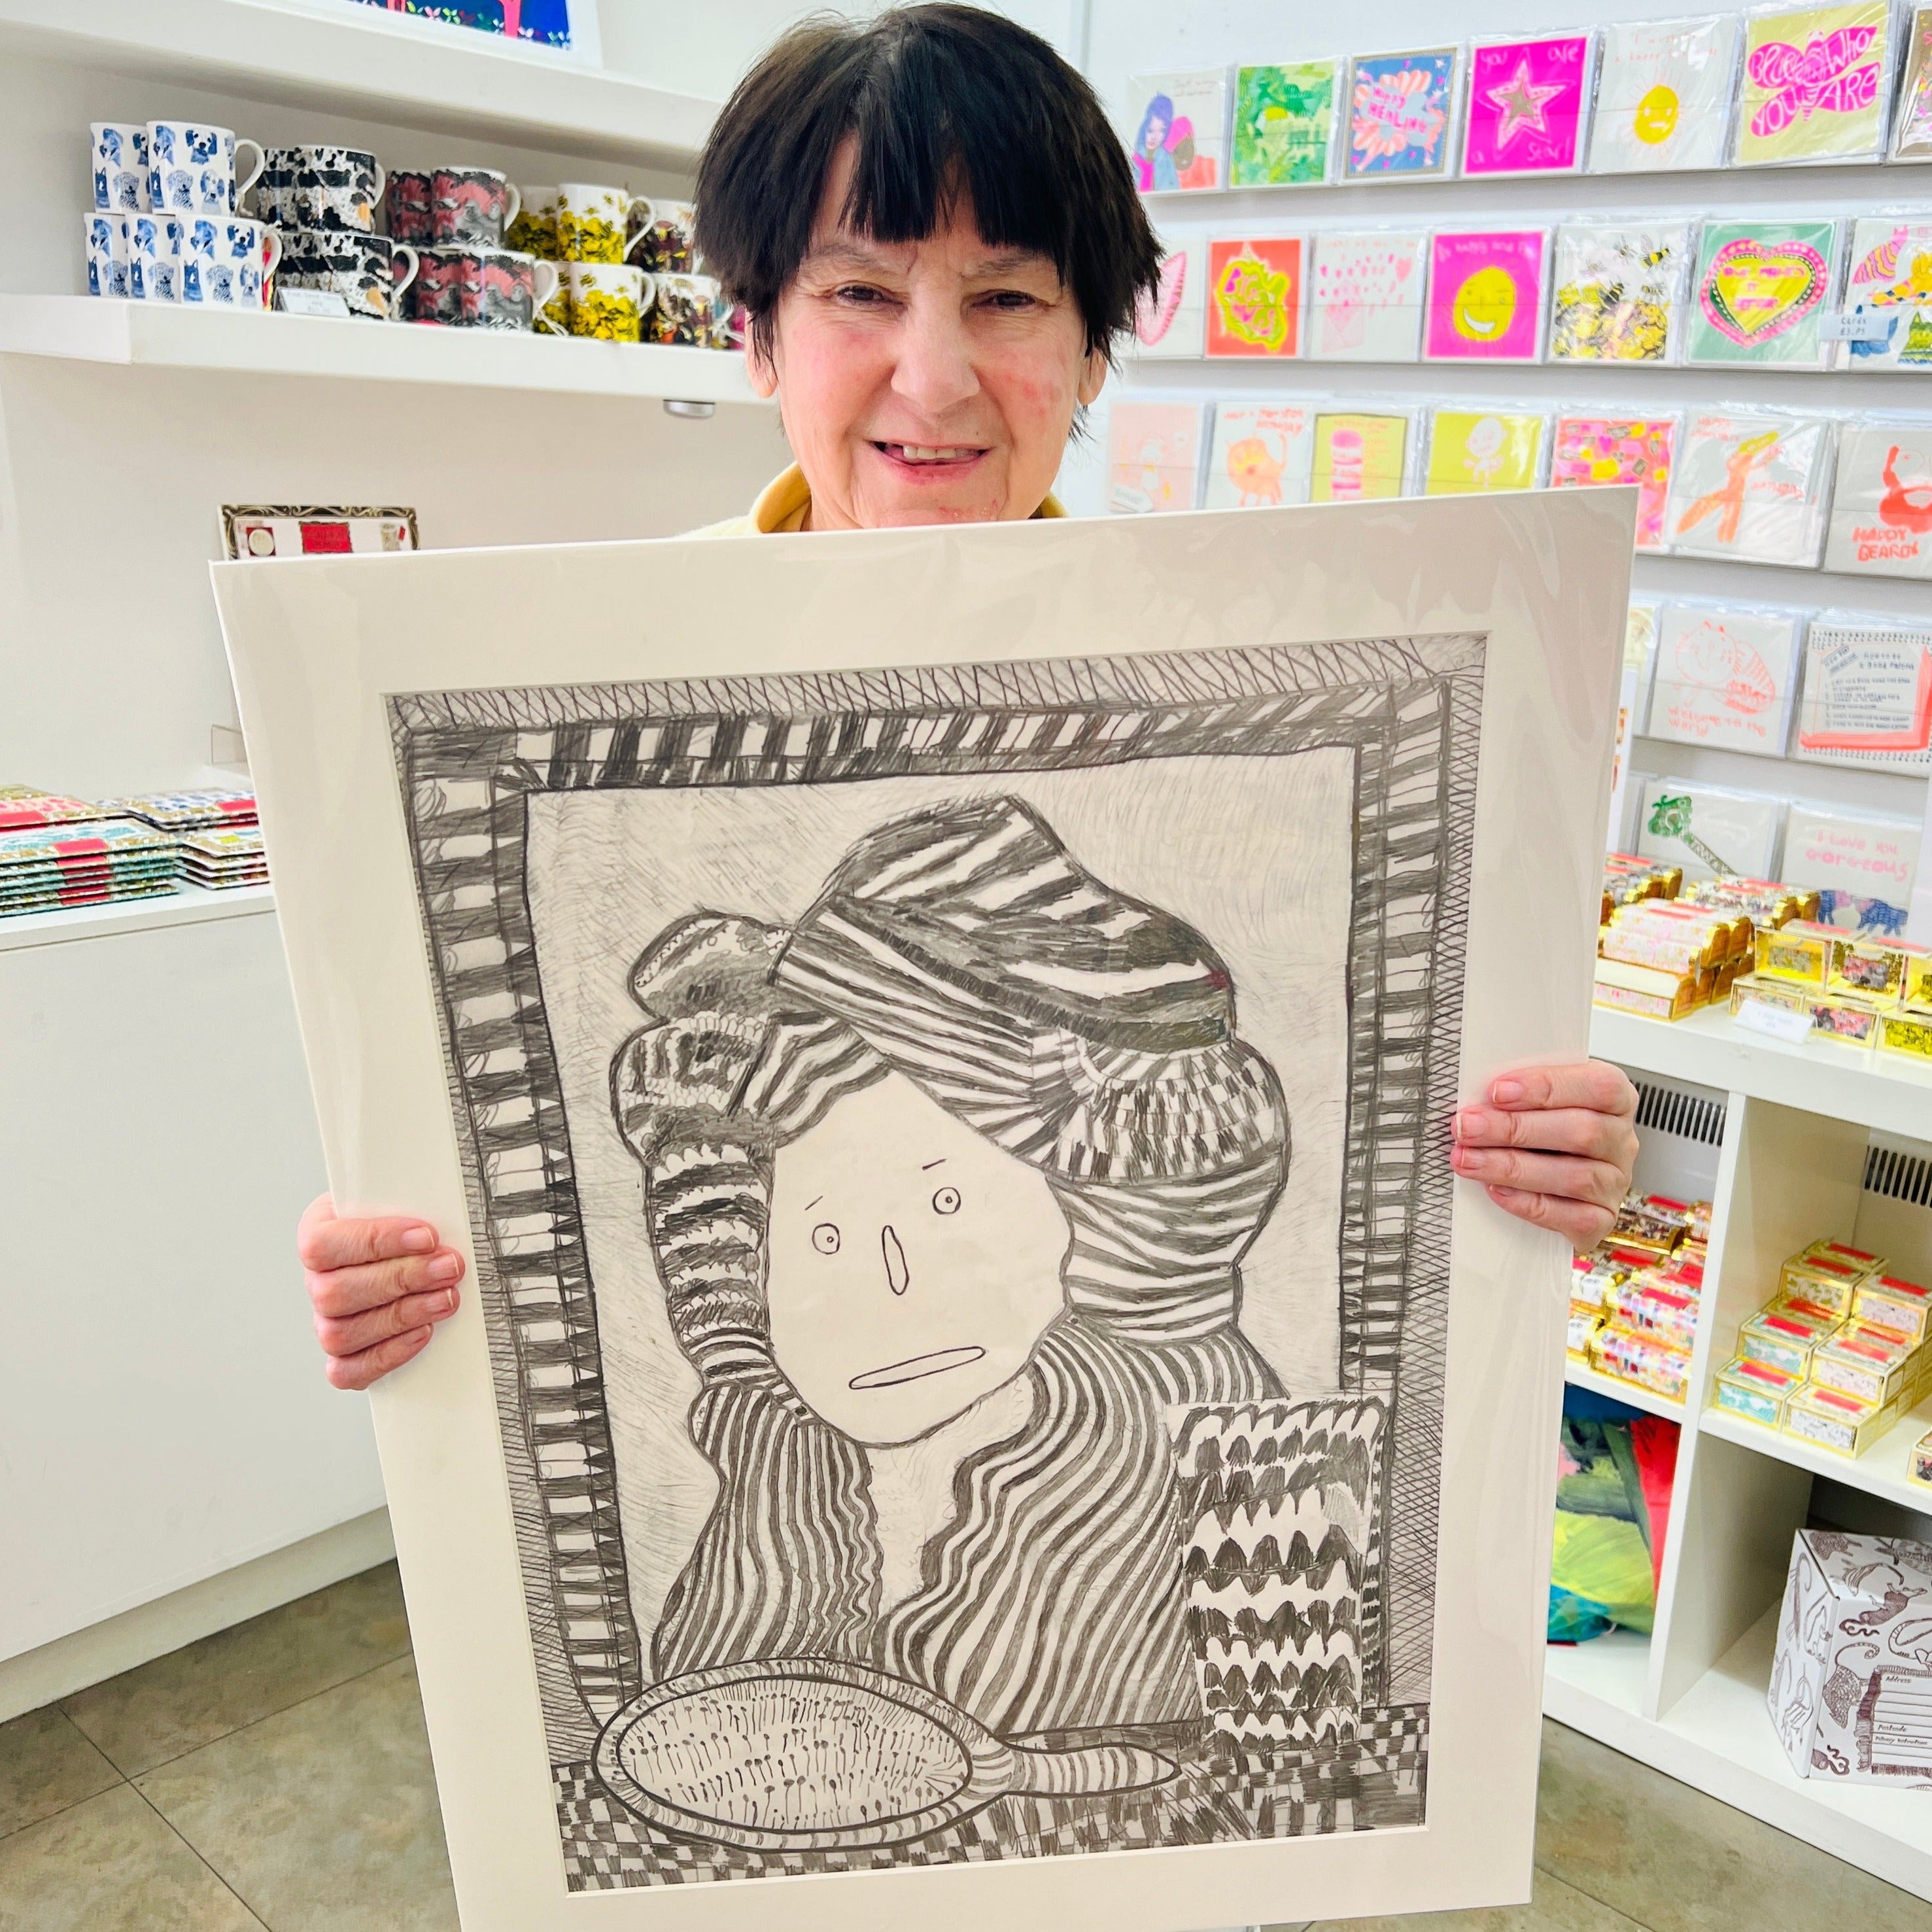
{"left": 1701, "top": 1396, "right": 1932, "bottom": 1517}
{"left": 0, "top": 0, "right": 717, "bottom": 168}
{"left": 1564, "top": 1360, "right": 1687, "bottom": 1424}
{"left": 0, "top": 881, "right": 275, "bottom": 953}
{"left": 1544, "top": 1609, "right": 1932, "bottom": 1901}
{"left": 1591, "top": 1003, "right": 1932, "bottom": 1139}
{"left": 0, "top": 296, "right": 765, "bottom": 405}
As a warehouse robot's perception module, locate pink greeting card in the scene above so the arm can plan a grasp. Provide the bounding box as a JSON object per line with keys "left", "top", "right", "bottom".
{"left": 1424, "top": 230, "right": 1549, "bottom": 362}
{"left": 1551, "top": 415, "right": 1680, "bottom": 551}
{"left": 1462, "top": 35, "right": 1594, "bottom": 175}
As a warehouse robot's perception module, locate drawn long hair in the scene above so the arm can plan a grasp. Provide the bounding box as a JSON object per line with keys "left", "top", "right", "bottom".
{"left": 612, "top": 797, "right": 1289, "bottom": 1734}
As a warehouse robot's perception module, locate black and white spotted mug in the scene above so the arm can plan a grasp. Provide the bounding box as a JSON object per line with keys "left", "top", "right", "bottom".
{"left": 279, "top": 229, "right": 419, "bottom": 321}
{"left": 258, "top": 146, "right": 386, "bottom": 233}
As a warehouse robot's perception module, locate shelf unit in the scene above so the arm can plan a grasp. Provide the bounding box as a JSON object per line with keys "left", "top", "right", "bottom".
{"left": 0, "top": 879, "right": 274, "bottom": 954}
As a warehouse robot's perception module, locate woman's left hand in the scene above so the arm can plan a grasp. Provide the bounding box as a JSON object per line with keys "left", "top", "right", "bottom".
{"left": 1451, "top": 1060, "right": 1639, "bottom": 1251}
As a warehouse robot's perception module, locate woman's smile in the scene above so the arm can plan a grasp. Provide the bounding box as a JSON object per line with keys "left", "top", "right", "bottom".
{"left": 848, "top": 1343, "right": 987, "bottom": 1390}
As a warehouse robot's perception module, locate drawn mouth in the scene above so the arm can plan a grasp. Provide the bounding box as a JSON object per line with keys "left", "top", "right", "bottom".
{"left": 848, "top": 1345, "right": 986, "bottom": 1391}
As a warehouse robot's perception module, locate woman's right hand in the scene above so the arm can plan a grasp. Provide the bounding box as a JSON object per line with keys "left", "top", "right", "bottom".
{"left": 298, "top": 1193, "right": 465, "bottom": 1391}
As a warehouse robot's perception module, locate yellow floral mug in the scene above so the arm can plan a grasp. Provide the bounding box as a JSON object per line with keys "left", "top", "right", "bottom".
{"left": 538, "top": 261, "right": 653, "bottom": 341}
{"left": 556, "top": 182, "right": 649, "bottom": 265}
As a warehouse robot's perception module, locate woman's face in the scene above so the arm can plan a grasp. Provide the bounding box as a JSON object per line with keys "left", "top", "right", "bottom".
{"left": 765, "top": 1071, "right": 1067, "bottom": 1445}
{"left": 747, "top": 137, "right": 1109, "bottom": 530}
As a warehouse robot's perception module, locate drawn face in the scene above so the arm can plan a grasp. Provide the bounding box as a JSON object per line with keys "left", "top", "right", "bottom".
{"left": 766, "top": 1071, "right": 1067, "bottom": 1445}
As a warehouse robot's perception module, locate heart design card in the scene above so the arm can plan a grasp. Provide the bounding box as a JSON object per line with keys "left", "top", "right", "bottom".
{"left": 1647, "top": 604, "right": 1803, "bottom": 755}
{"left": 1204, "top": 401, "right": 1319, "bottom": 508}
{"left": 1424, "top": 230, "right": 1549, "bottom": 362}
{"left": 1232, "top": 62, "right": 1339, "bottom": 185}
{"left": 1837, "top": 218, "right": 1932, "bottom": 370}
{"left": 1307, "top": 410, "right": 1415, "bottom": 499}
{"left": 1686, "top": 218, "right": 1839, "bottom": 368}
{"left": 1733, "top": 2, "right": 1893, "bottom": 164}
{"left": 1550, "top": 415, "right": 1681, "bottom": 551}
{"left": 1895, "top": 5, "right": 1932, "bottom": 156}
{"left": 1825, "top": 418, "right": 1932, "bottom": 579}
{"left": 1106, "top": 401, "right": 1205, "bottom": 513}
{"left": 1309, "top": 230, "right": 1428, "bottom": 361}
{"left": 1589, "top": 14, "right": 1742, "bottom": 173}
{"left": 1665, "top": 409, "right": 1833, "bottom": 564}
{"left": 1341, "top": 46, "right": 1460, "bottom": 180}
{"left": 1795, "top": 621, "right": 1932, "bottom": 770}
{"left": 1131, "top": 235, "right": 1205, "bottom": 358}
{"left": 1424, "top": 409, "right": 1549, "bottom": 495}
{"left": 1206, "top": 235, "right": 1307, "bottom": 357}
{"left": 1461, "top": 35, "right": 1595, "bottom": 176}
{"left": 1549, "top": 222, "right": 1693, "bottom": 364}
{"left": 1126, "top": 71, "right": 1229, "bottom": 192}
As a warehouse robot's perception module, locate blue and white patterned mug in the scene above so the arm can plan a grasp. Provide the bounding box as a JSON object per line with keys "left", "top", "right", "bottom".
{"left": 147, "top": 122, "right": 265, "bottom": 215}
{"left": 90, "top": 123, "right": 150, "bottom": 211}
{"left": 82, "top": 212, "right": 131, "bottom": 298}
{"left": 180, "top": 216, "right": 281, "bottom": 309}
{"left": 129, "top": 213, "right": 187, "bottom": 302}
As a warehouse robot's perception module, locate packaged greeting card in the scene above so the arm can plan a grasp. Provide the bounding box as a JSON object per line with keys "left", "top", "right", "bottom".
{"left": 1126, "top": 71, "right": 1229, "bottom": 191}
{"left": 1232, "top": 61, "right": 1339, "bottom": 185}
{"left": 1685, "top": 218, "right": 1840, "bottom": 370}
{"left": 1424, "top": 229, "right": 1549, "bottom": 362}
{"left": 1666, "top": 409, "right": 1834, "bottom": 564}
{"left": 1341, "top": 46, "right": 1460, "bottom": 180}
{"left": 1794, "top": 618, "right": 1932, "bottom": 770}
{"left": 1895, "top": 5, "right": 1932, "bottom": 156}
{"left": 1424, "top": 407, "right": 1549, "bottom": 494}
{"left": 1589, "top": 14, "right": 1743, "bottom": 173}
{"left": 1106, "top": 401, "right": 1205, "bottom": 514}
{"left": 1782, "top": 801, "right": 1922, "bottom": 920}
{"left": 1826, "top": 417, "right": 1932, "bottom": 578}
{"left": 1308, "top": 409, "right": 1417, "bottom": 499}
{"left": 1549, "top": 221, "right": 1693, "bottom": 364}
{"left": 1206, "top": 235, "right": 1306, "bottom": 357}
{"left": 1636, "top": 778, "right": 1788, "bottom": 881}
{"left": 1308, "top": 230, "right": 1428, "bottom": 361}
{"left": 1732, "top": 2, "right": 1895, "bottom": 165}
{"left": 1131, "top": 235, "right": 1205, "bottom": 359}
{"left": 1461, "top": 34, "right": 1595, "bottom": 176}
{"left": 1204, "top": 400, "right": 1320, "bottom": 508}
{"left": 1647, "top": 602, "right": 1803, "bottom": 755}
{"left": 1836, "top": 218, "right": 1932, "bottom": 371}
{"left": 1551, "top": 413, "right": 1682, "bottom": 551}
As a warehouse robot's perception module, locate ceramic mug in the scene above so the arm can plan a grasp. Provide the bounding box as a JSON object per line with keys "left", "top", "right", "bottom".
{"left": 258, "top": 146, "right": 385, "bottom": 232}
{"left": 385, "top": 168, "right": 434, "bottom": 244}
{"left": 91, "top": 123, "right": 150, "bottom": 211}
{"left": 129, "top": 211, "right": 186, "bottom": 301}
{"left": 506, "top": 185, "right": 561, "bottom": 258}
{"left": 410, "top": 245, "right": 557, "bottom": 329}
{"left": 280, "top": 229, "right": 419, "bottom": 321}
{"left": 147, "top": 121, "right": 264, "bottom": 215}
{"left": 428, "top": 167, "right": 519, "bottom": 247}
{"left": 629, "top": 198, "right": 697, "bottom": 275}
{"left": 539, "top": 261, "right": 653, "bottom": 341}
{"left": 647, "top": 271, "right": 731, "bottom": 348}
{"left": 82, "top": 212, "right": 130, "bottom": 298}
{"left": 181, "top": 215, "right": 281, "bottom": 309}
{"left": 557, "top": 182, "right": 647, "bottom": 264}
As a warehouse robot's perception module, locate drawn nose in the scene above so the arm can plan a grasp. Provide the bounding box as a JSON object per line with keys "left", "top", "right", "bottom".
{"left": 881, "top": 1225, "right": 910, "bottom": 1297}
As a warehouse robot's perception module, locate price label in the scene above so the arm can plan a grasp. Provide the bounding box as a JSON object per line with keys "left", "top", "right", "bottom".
{"left": 276, "top": 286, "right": 353, "bottom": 319}
{"left": 1818, "top": 309, "right": 1892, "bottom": 343}
{"left": 1733, "top": 999, "right": 1812, "bottom": 1044}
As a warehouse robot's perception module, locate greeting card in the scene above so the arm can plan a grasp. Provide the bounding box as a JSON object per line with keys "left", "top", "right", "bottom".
{"left": 1589, "top": 14, "right": 1742, "bottom": 173}
{"left": 1837, "top": 219, "right": 1932, "bottom": 370}
{"left": 1666, "top": 410, "right": 1833, "bottom": 564}
{"left": 1636, "top": 778, "right": 1788, "bottom": 882}
{"left": 1550, "top": 414, "right": 1680, "bottom": 551}
{"left": 1461, "top": 35, "right": 1593, "bottom": 176}
{"left": 1309, "top": 230, "right": 1428, "bottom": 360}
{"left": 1895, "top": 5, "right": 1932, "bottom": 157}
{"left": 1204, "top": 401, "right": 1319, "bottom": 508}
{"left": 1826, "top": 420, "right": 1932, "bottom": 578}
{"left": 1795, "top": 622, "right": 1932, "bottom": 770}
{"left": 1424, "top": 230, "right": 1549, "bottom": 362}
{"left": 1647, "top": 604, "right": 1802, "bottom": 755}
{"left": 1686, "top": 218, "right": 1838, "bottom": 368}
{"left": 1424, "top": 409, "right": 1548, "bottom": 494}
{"left": 1206, "top": 235, "right": 1305, "bottom": 356}
{"left": 1131, "top": 235, "right": 1205, "bottom": 359}
{"left": 1781, "top": 802, "right": 1922, "bottom": 918}
{"left": 1606, "top": 602, "right": 1660, "bottom": 848}
{"left": 1733, "top": 2, "right": 1893, "bottom": 164}
{"left": 1549, "top": 221, "right": 1693, "bottom": 364}
{"left": 1308, "top": 411, "right": 1413, "bottom": 499}
{"left": 1126, "top": 71, "right": 1228, "bottom": 191}
{"left": 1232, "top": 61, "right": 1339, "bottom": 185}
{"left": 1106, "top": 401, "right": 1205, "bottom": 514}
{"left": 1341, "top": 46, "right": 1459, "bottom": 180}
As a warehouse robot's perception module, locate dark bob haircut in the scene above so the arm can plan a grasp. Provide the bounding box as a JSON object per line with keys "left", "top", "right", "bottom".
{"left": 694, "top": 5, "right": 1162, "bottom": 363}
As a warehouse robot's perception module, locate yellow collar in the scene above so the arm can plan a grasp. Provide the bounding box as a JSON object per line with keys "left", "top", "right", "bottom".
{"left": 748, "top": 464, "right": 1066, "bottom": 534}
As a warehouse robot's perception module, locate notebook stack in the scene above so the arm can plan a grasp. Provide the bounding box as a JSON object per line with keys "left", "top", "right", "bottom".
{"left": 104, "top": 789, "right": 267, "bottom": 893}
{"left": 0, "top": 797, "right": 181, "bottom": 917}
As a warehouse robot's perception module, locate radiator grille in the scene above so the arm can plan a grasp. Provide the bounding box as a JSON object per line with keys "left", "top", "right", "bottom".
{"left": 1632, "top": 1080, "right": 1726, "bottom": 1147}
{"left": 1863, "top": 1143, "right": 1932, "bottom": 1209}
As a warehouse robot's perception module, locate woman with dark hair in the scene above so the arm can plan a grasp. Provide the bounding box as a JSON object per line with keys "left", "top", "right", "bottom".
{"left": 299, "top": 4, "right": 1639, "bottom": 1391}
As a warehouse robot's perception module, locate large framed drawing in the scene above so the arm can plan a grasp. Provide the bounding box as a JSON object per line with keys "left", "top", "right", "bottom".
{"left": 213, "top": 490, "right": 1632, "bottom": 1931}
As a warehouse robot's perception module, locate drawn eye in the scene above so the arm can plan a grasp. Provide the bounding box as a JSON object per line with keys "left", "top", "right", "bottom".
{"left": 931, "top": 1186, "right": 961, "bottom": 1216}
{"left": 812, "top": 1222, "right": 840, "bottom": 1255}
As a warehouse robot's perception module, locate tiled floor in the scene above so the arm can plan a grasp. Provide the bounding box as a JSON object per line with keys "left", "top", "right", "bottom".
{"left": 1, "top": 1565, "right": 1928, "bottom": 1931}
